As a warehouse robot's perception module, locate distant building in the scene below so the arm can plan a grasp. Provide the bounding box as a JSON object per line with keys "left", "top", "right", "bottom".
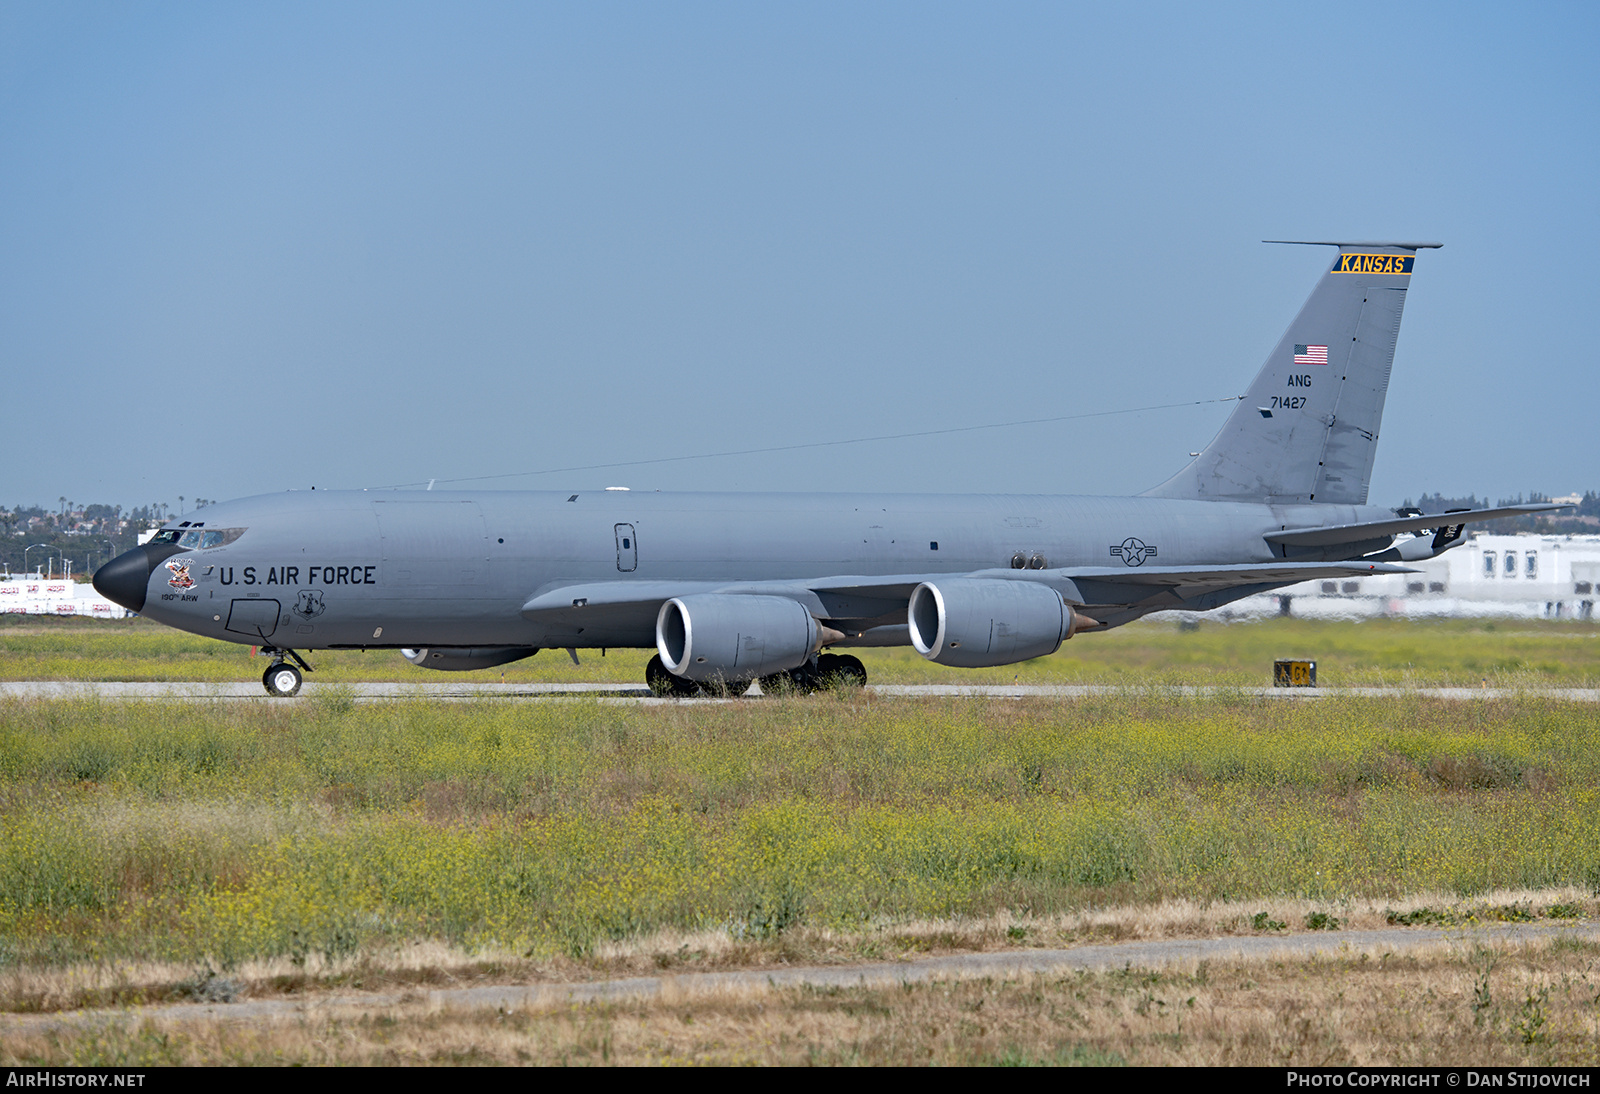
{"left": 1185, "top": 533, "right": 1600, "bottom": 622}
{"left": 0, "top": 574, "right": 132, "bottom": 618}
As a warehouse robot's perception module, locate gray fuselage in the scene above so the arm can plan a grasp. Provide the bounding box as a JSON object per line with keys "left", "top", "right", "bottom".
{"left": 130, "top": 489, "right": 1387, "bottom": 650}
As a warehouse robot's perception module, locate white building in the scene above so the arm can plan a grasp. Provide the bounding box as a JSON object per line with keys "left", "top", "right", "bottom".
{"left": 0, "top": 573, "right": 132, "bottom": 618}
{"left": 1213, "top": 533, "right": 1600, "bottom": 621}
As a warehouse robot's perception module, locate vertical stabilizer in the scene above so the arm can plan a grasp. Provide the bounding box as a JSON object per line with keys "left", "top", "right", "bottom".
{"left": 1144, "top": 241, "right": 1439, "bottom": 505}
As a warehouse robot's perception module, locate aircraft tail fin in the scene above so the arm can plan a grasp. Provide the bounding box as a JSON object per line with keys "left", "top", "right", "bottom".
{"left": 1143, "top": 241, "right": 1440, "bottom": 505}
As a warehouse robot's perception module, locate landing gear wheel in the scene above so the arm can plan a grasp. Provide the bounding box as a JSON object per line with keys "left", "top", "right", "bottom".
{"left": 759, "top": 663, "right": 819, "bottom": 696}
{"left": 760, "top": 654, "right": 867, "bottom": 696}
{"left": 818, "top": 653, "right": 867, "bottom": 690}
{"left": 263, "top": 663, "right": 303, "bottom": 697}
{"left": 646, "top": 654, "right": 699, "bottom": 698}
{"left": 755, "top": 672, "right": 790, "bottom": 696}
{"left": 647, "top": 655, "right": 752, "bottom": 698}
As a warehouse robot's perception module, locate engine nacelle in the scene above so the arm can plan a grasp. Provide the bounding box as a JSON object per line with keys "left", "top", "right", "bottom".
{"left": 656, "top": 594, "right": 819, "bottom": 682}
{"left": 907, "top": 579, "right": 1074, "bottom": 668}
{"left": 402, "top": 647, "right": 540, "bottom": 672}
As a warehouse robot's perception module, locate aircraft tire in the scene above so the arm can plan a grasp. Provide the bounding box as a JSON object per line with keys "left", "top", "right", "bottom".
{"left": 757, "top": 655, "right": 868, "bottom": 696}
{"left": 824, "top": 654, "right": 868, "bottom": 689}
{"left": 758, "top": 661, "right": 827, "bottom": 696}
{"left": 757, "top": 668, "right": 806, "bottom": 696}
{"left": 645, "top": 654, "right": 700, "bottom": 698}
{"left": 263, "top": 663, "right": 303, "bottom": 697}
{"left": 812, "top": 653, "right": 867, "bottom": 691}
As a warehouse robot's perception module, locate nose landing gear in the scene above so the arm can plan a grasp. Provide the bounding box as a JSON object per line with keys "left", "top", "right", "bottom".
{"left": 260, "top": 647, "right": 314, "bottom": 697}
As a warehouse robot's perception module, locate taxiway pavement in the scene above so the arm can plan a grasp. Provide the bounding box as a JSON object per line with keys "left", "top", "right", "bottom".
{"left": 3, "top": 681, "right": 1598, "bottom": 702}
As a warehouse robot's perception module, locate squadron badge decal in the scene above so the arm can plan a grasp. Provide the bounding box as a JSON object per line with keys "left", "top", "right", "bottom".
{"left": 292, "top": 590, "right": 326, "bottom": 620}
{"left": 1110, "top": 538, "right": 1157, "bottom": 566}
{"left": 165, "top": 559, "right": 196, "bottom": 590}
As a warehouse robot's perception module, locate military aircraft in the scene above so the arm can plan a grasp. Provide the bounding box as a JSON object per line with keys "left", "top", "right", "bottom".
{"left": 94, "top": 240, "right": 1565, "bottom": 696}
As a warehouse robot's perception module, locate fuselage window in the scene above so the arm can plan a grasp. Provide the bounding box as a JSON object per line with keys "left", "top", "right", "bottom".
{"left": 1483, "top": 552, "right": 1496, "bottom": 577}
{"left": 1504, "top": 552, "right": 1517, "bottom": 577}
{"left": 1525, "top": 552, "right": 1537, "bottom": 579}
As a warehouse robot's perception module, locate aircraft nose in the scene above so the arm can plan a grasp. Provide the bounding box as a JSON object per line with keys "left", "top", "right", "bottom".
{"left": 93, "top": 546, "right": 160, "bottom": 613}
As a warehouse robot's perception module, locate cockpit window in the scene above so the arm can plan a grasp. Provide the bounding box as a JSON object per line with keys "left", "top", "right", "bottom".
{"left": 166, "top": 528, "right": 247, "bottom": 549}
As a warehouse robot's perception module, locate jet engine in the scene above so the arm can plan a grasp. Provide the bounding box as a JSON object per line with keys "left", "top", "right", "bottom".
{"left": 656, "top": 594, "right": 826, "bottom": 682}
{"left": 907, "top": 579, "right": 1076, "bottom": 668}
{"left": 402, "top": 647, "right": 540, "bottom": 671}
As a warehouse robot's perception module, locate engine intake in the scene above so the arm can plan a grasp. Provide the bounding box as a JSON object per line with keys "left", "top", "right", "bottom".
{"left": 907, "top": 579, "right": 1075, "bottom": 668}
{"left": 656, "top": 594, "right": 821, "bottom": 682}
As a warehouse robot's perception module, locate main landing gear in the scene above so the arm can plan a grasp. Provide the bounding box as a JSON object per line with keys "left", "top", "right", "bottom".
{"left": 645, "top": 655, "right": 751, "bottom": 698}
{"left": 760, "top": 653, "right": 868, "bottom": 696}
{"left": 644, "top": 653, "right": 868, "bottom": 698}
{"left": 260, "top": 647, "right": 314, "bottom": 697}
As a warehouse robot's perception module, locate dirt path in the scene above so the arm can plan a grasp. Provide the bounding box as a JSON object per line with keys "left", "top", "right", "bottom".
{"left": 6, "top": 920, "right": 1595, "bottom": 1036}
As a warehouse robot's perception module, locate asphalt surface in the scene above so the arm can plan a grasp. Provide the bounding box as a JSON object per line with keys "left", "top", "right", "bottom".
{"left": 4, "top": 681, "right": 1599, "bottom": 702}
{"left": 3, "top": 921, "right": 1595, "bottom": 1035}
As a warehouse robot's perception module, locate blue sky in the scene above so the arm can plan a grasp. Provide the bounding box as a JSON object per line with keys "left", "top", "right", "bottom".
{"left": 3, "top": 2, "right": 1595, "bottom": 510}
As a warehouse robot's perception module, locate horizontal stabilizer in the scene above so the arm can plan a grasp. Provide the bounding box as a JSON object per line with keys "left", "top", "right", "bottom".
{"left": 1264, "top": 240, "right": 1443, "bottom": 250}
{"left": 1265, "top": 504, "right": 1570, "bottom": 548}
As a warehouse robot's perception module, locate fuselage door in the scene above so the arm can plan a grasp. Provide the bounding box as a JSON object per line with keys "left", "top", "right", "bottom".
{"left": 615, "top": 524, "right": 637, "bottom": 572}
{"left": 225, "top": 598, "right": 281, "bottom": 640}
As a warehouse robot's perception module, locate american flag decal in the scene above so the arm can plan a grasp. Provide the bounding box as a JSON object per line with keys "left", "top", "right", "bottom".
{"left": 1293, "top": 344, "right": 1329, "bottom": 365}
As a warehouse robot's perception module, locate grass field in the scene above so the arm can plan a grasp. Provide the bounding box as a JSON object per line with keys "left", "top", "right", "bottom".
{"left": 3, "top": 612, "right": 1598, "bottom": 687}
{"left": 2, "top": 615, "right": 1597, "bottom": 1064}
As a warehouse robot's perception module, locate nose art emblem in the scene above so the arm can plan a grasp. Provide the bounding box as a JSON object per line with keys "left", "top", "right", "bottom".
{"left": 165, "top": 560, "right": 196, "bottom": 589}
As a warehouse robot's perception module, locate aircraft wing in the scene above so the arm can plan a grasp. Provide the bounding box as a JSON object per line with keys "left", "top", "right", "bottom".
{"left": 1045, "top": 560, "right": 1412, "bottom": 592}
{"left": 1265, "top": 503, "right": 1569, "bottom": 548}
{"left": 1041, "top": 560, "right": 1414, "bottom": 626}
{"left": 521, "top": 560, "right": 1416, "bottom": 637}
{"left": 520, "top": 576, "right": 934, "bottom": 631}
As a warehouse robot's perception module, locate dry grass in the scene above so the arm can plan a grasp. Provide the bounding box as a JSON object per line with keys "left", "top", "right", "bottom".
{"left": 0, "top": 887, "right": 1591, "bottom": 1018}
{"left": 5, "top": 934, "right": 1598, "bottom": 1065}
